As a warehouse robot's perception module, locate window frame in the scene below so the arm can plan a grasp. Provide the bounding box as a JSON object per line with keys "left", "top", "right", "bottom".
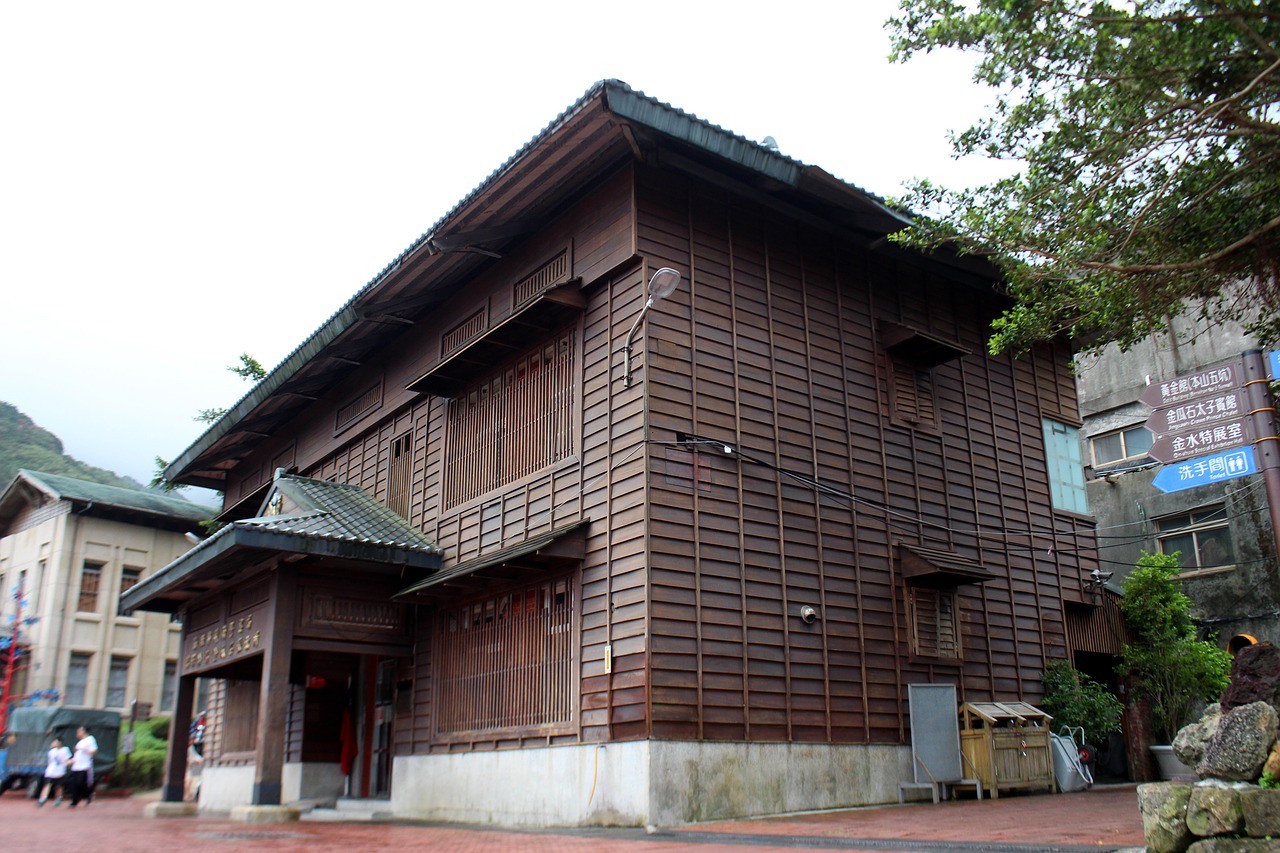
{"left": 105, "top": 655, "right": 130, "bottom": 708}
{"left": 1090, "top": 424, "right": 1154, "bottom": 468}
{"left": 77, "top": 562, "right": 103, "bottom": 613}
{"left": 907, "top": 585, "right": 962, "bottom": 661}
{"left": 1156, "top": 505, "right": 1236, "bottom": 575}
{"left": 1042, "top": 419, "right": 1090, "bottom": 515}
{"left": 66, "top": 652, "right": 91, "bottom": 706}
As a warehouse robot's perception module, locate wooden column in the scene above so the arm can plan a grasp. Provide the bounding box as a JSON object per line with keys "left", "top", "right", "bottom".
{"left": 161, "top": 673, "right": 196, "bottom": 802}
{"left": 252, "top": 565, "right": 297, "bottom": 805}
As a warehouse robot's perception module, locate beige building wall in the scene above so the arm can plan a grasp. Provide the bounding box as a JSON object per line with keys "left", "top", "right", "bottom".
{"left": 0, "top": 504, "right": 190, "bottom": 715}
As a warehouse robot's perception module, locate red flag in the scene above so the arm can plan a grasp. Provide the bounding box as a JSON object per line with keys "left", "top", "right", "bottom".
{"left": 339, "top": 707, "right": 358, "bottom": 776}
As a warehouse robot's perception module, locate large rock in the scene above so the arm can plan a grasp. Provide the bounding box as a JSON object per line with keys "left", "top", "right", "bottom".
{"left": 1221, "top": 644, "right": 1280, "bottom": 710}
{"left": 1188, "top": 840, "right": 1280, "bottom": 852}
{"left": 1139, "top": 782, "right": 1194, "bottom": 853}
{"left": 1186, "top": 785, "right": 1245, "bottom": 836}
{"left": 1199, "top": 702, "right": 1279, "bottom": 782}
{"left": 1240, "top": 787, "right": 1280, "bottom": 837}
{"left": 1176, "top": 704, "right": 1224, "bottom": 767}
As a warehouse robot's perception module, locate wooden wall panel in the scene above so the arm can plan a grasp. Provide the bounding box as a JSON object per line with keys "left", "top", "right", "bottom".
{"left": 636, "top": 164, "right": 1096, "bottom": 748}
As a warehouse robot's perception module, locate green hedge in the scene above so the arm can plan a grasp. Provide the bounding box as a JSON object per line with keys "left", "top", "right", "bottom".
{"left": 116, "top": 716, "right": 172, "bottom": 790}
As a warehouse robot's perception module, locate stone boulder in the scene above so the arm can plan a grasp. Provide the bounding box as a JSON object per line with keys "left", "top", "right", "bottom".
{"left": 1198, "top": 702, "right": 1279, "bottom": 782}
{"left": 1185, "top": 785, "right": 1245, "bottom": 836}
{"left": 1221, "top": 643, "right": 1280, "bottom": 710}
{"left": 1175, "top": 704, "right": 1223, "bottom": 767}
{"left": 1138, "top": 782, "right": 1194, "bottom": 853}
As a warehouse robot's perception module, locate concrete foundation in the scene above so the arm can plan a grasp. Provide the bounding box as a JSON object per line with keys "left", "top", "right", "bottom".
{"left": 390, "top": 740, "right": 912, "bottom": 827}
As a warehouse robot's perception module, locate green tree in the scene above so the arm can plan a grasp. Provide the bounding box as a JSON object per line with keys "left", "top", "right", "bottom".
{"left": 886, "top": 1, "right": 1280, "bottom": 354}
{"left": 1117, "top": 552, "right": 1231, "bottom": 743}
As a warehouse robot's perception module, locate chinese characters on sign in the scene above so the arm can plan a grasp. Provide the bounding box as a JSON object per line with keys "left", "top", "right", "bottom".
{"left": 182, "top": 612, "right": 261, "bottom": 672}
{"left": 1148, "top": 419, "right": 1253, "bottom": 464}
{"left": 1151, "top": 447, "right": 1258, "bottom": 494}
{"left": 1138, "top": 361, "right": 1242, "bottom": 409}
{"left": 1144, "top": 390, "right": 1244, "bottom": 435}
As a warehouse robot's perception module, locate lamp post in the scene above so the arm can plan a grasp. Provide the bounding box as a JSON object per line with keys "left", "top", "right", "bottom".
{"left": 622, "top": 267, "right": 681, "bottom": 387}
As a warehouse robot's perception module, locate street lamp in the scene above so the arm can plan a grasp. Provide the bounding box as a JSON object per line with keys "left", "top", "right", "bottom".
{"left": 622, "top": 267, "right": 681, "bottom": 387}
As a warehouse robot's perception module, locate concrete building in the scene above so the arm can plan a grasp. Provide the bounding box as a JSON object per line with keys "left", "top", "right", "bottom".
{"left": 0, "top": 470, "right": 211, "bottom": 716}
{"left": 1076, "top": 314, "right": 1280, "bottom": 650}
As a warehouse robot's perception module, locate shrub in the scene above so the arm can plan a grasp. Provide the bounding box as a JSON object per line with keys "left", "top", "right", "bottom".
{"left": 1040, "top": 659, "right": 1123, "bottom": 746}
{"left": 117, "top": 716, "right": 172, "bottom": 790}
{"left": 1118, "top": 552, "right": 1231, "bottom": 743}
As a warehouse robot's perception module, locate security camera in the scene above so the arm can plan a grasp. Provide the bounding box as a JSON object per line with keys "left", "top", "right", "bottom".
{"left": 1090, "top": 569, "right": 1114, "bottom": 583}
{"left": 799, "top": 605, "right": 818, "bottom": 624}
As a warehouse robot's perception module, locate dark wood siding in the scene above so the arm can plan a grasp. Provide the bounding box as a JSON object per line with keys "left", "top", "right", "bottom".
{"left": 637, "top": 165, "right": 1096, "bottom": 745}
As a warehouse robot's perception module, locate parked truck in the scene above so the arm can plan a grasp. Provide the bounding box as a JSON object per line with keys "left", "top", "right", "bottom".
{"left": 0, "top": 707, "right": 121, "bottom": 796}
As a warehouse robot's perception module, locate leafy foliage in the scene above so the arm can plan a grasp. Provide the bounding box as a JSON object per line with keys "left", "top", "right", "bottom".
{"left": 886, "top": 1, "right": 1280, "bottom": 354}
{"left": 0, "top": 401, "right": 147, "bottom": 490}
{"left": 118, "top": 716, "right": 171, "bottom": 791}
{"left": 1040, "top": 659, "right": 1123, "bottom": 746}
{"left": 228, "top": 353, "right": 267, "bottom": 382}
{"left": 1118, "top": 552, "right": 1231, "bottom": 742}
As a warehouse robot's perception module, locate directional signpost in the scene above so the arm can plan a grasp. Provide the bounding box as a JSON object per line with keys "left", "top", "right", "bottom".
{"left": 1142, "top": 348, "right": 1280, "bottom": 571}
{"left": 1151, "top": 447, "right": 1258, "bottom": 494}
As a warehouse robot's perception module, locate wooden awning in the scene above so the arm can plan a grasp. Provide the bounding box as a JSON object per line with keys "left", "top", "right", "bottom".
{"left": 406, "top": 284, "right": 585, "bottom": 397}
{"left": 897, "top": 543, "right": 997, "bottom": 587}
{"left": 395, "top": 520, "right": 589, "bottom": 601}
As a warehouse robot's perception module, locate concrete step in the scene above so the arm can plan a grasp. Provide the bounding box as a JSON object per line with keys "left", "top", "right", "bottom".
{"left": 299, "top": 798, "right": 392, "bottom": 822}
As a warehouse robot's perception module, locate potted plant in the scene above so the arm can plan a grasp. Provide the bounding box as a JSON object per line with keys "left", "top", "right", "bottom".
{"left": 1117, "top": 552, "right": 1231, "bottom": 778}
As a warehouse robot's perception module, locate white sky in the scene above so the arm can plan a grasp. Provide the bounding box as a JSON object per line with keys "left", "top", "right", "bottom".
{"left": 1, "top": 1, "right": 1008, "bottom": 490}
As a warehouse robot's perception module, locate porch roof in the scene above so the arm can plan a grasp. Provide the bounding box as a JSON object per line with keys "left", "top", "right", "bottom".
{"left": 897, "top": 542, "right": 998, "bottom": 587}
{"left": 121, "top": 474, "right": 442, "bottom": 614}
{"left": 394, "top": 520, "right": 589, "bottom": 601}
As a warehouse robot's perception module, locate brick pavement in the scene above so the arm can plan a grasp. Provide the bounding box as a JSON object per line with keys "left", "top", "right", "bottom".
{"left": 0, "top": 784, "right": 1145, "bottom": 853}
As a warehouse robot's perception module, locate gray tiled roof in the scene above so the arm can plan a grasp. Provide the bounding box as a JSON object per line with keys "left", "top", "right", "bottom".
{"left": 238, "top": 474, "right": 440, "bottom": 552}
{"left": 15, "top": 469, "right": 213, "bottom": 523}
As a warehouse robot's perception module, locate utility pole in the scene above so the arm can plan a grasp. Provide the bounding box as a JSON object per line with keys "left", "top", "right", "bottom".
{"left": 1242, "top": 350, "right": 1280, "bottom": 561}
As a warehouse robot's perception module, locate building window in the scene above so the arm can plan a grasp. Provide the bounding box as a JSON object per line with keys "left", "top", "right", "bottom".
{"left": 1091, "top": 425, "right": 1154, "bottom": 467}
{"left": 908, "top": 586, "right": 960, "bottom": 659}
{"left": 1158, "top": 506, "right": 1236, "bottom": 573}
{"left": 66, "top": 653, "right": 91, "bottom": 705}
{"left": 888, "top": 354, "right": 938, "bottom": 427}
{"left": 443, "top": 330, "right": 576, "bottom": 507}
{"left": 118, "top": 567, "right": 142, "bottom": 616}
{"left": 387, "top": 432, "right": 413, "bottom": 518}
{"left": 106, "top": 656, "right": 130, "bottom": 707}
{"left": 161, "top": 661, "right": 178, "bottom": 711}
{"left": 77, "top": 563, "right": 102, "bottom": 613}
{"left": 1043, "top": 419, "right": 1090, "bottom": 514}
{"left": 434, "top": 576, "right": 575, "bottom": 735}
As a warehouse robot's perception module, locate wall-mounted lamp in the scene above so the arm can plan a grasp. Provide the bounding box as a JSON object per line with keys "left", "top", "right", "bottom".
{"left": 799, "top": 605, "right": 819, "bottom": 625}
{"left": 622, "top": 267, "right": 682, "bottom": 387}
{"left": 1084, "top": 568, "right": 1113, "bottom": 593}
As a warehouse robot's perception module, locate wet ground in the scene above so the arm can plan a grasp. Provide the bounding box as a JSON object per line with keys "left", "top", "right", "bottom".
{"left": 0, "top": 783, "right": 1145, "bottom": 852}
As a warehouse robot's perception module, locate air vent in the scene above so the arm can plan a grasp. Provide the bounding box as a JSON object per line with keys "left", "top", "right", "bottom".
{"left": 335, "top": 381, "right": 383, "bottom": 431}
{"left": 513, "top": 251, "right": 568, "bottom": 308}
{"left": 441, "top": 308, "right": 488, "bottom": 358}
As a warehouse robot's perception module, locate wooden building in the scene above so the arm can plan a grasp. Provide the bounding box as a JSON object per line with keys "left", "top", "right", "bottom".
{"left": 122, "top": 81, "right": 1100, "bottom": 825}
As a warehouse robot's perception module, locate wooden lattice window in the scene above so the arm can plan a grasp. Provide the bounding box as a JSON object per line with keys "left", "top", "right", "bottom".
{"left": 443, "top": 330, "right": 575, "bottom": 507}
{"left": 513, "top": 251, "right": 568, "bottom": 308}
{"left": 336, "top": 381, "right": 383, "bottom": 432}
{"left": 78, "top": 563, "right": 102, "bottom": 612}
{"left": 889, "top": 353, "right": 937, "bottom": 427}
{"left": 909, "top": 586, "right": 960, "bottom": 659}
{"left": 387, "top": 432, "right": 413, "bottom": 518}
{"left": 434, "top": 576, "right": 575, "bottom": 735}
{"left": 441, "top": 308, "right": 488, "bottom": 358}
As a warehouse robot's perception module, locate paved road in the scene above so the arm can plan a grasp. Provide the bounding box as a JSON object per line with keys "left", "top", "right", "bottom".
{"left": 0, "top": 784, "right": 1145, "bottom": 852}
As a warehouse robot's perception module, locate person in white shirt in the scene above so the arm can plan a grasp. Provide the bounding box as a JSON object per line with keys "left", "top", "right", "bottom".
{"left": 36, "top": 736, "right": 71, "bottom": 806}
{"left": 67, "top": 726, "right": 98, "bottom": 807}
